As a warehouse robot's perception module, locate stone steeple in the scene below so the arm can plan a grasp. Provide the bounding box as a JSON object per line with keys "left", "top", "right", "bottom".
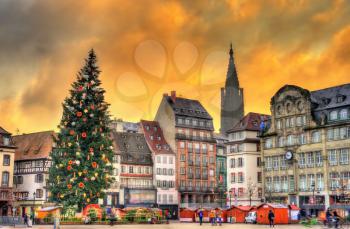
{"left": 220, "top": 44, "right": 244, "bottom": 135}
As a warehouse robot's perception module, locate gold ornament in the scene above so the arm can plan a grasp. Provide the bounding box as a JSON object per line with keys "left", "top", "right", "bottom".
{"left": 87, "top": 198, "right": 90, "bottom": 202}
{"left": 83, "top": 193, "right": 86, "bottom": 197}
{"left": 68, "top": 142, "right": 72, "bottom": 147}
{"left": 94, "top": 172, "right": 98, "bottom": 177}
{"left": 78, "top": 171, "right": 82, "bottom": 176}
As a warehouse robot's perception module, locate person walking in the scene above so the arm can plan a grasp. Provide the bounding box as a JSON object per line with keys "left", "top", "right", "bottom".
{"left": 268, "top": 210, "right": 275, "bottom": 228}
{"left": 209, "top": 210, "right": 215, "bottom": 226}
{"left": 217, "top": 210, "right": 222, "bottom": 226}
{"left": 325, "top": 208, "right": 332, "bottom": 227}
{"left": 198, "top": 209, "right": 204, "bottom": 226}
{"left": 24, "top": 213, "right": 28, "bottom": 227}
{"left": 333, "top": 210, "right": 339, "bottom": 228}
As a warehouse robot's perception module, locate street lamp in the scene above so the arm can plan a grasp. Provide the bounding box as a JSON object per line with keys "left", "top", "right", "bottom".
{"left": 311, "top": 182, "right": 315, "bottom": 217}
{"left": 32, "top": 192, "right": 36, "bottom": 225}
{"left": 228, "top": 190, "right": 233, "bottom": 223}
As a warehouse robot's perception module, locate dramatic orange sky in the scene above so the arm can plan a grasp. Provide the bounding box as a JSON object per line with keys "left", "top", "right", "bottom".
{"left": 1, "top": 0, "right": 350, "bottom": 134}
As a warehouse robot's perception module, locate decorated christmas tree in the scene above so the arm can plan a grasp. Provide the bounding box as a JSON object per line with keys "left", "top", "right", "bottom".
{"left": 48, "top": 50, "right": 114, "bottom": 209}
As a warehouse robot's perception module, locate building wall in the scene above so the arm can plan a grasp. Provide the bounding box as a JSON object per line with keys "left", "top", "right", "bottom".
{"left": 261, "top": 85, "right": 350, "bottom": 215}
{"left": 0, "top": 148, "right": 15, "bottom": 188}
{"left": 154, "top": 154, "right": 177, "bottom": 205}
{"left": 227, "top": 130, "right": 262, "bottom": 206}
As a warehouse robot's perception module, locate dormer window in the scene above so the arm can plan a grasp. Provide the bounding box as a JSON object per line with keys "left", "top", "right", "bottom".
{"left": 329, "top": 110, "right": 338, "bottom": 121}
{"left": 336, "top": 95, "right": 346, "bottom": 103}
{"left": 321, "top": 98, "right": 331, "bottom": 105}
{"left": 3, "top": 136, "right": 10, "bottom": 146}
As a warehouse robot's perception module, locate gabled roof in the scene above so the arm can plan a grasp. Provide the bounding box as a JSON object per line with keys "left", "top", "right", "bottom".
{"left": 164, "top": 93, "right": 212, "bottom": 119}
{"left": 227, "top": 112, "right": 270, "bottom": 133}
{"left": 111, "top": 131, "right": 152, "bottom": 165}
{"left": 140, "top": 120, "right": 174, "bottom": 155}
{"left": 311, "top": 83, "right": 350, "bottom": 111}
{"left": 0, "top": 127, "right": 11, "bottom": 135}
{"left": 13, "top": 131, "right": 56, "bottom": 161}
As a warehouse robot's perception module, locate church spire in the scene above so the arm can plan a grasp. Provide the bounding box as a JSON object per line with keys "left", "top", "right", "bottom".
{"left": 225, "top": 43, "right": 239, "bottom": 88}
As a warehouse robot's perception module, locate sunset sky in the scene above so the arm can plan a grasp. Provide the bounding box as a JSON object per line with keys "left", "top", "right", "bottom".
{"left": 1, "top": 0, "right": 350, "bottom": 134}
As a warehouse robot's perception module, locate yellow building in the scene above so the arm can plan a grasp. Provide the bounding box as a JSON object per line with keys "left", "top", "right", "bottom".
{"left": 0, "top": 127, "right": 16, "bottom": 216}
{"left": 261, "top": 84, "right": 350, "bottom": 216}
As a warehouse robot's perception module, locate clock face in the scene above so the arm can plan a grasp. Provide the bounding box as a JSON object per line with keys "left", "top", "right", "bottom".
{"left": 285, "top": 151, "right": 293, "bottom": 160}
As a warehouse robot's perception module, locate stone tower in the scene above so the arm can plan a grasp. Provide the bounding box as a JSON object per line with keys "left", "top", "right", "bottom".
{"left": 220, "top": 44, "right": 244, "bottom": 135}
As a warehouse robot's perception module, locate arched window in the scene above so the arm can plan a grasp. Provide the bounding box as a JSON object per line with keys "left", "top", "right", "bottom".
{"left": 340, "top": 109, "right": 348, "bottom": 120}
{"left": 330, "top": 110, "right": 338, "bottom": 121}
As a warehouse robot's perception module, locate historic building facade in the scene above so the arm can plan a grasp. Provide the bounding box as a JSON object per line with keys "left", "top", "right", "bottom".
{"left": 214, "top": 133, "right": 227, "bottom": 207}
{"left": 226, "top": 113, "right": 268, "bottom": 206}
{"left": 261, "top": 84, "right": 350, "bottom": 216}
{"left": 140, "top": 120, "right": 178, "bottom": 217}
{"left": 113, "top": 131, "right": 155, "bottom": 208}
{"left": 155, "top": 91, "right": 218, "bottom": 208}
{"left": 12, "top": 131, "right": 55, "bottom": 216}
{"left": 0, "top": 127, "right": 16, "bottom": 216}
{"left": 220, "top": 44, "right": 244, "bottom": 135}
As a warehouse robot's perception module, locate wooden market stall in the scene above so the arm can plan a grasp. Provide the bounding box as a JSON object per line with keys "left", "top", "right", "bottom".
{"left": 179, "top": 208, "right": 196, "bottom": 222}
{"left": 256, "top": 203, "right": 289, "bottom": 225}
{"left": 195, "top": 208, "right": 210, "bottom": 222}
{"left": 36, "top": 206, "right": 62, "bottom": 219}
{"left": 288, "top": 204, "right": 300, "bottom": 223}
{"left": 227, "top": 206, "right": 254, "bottom": 223}
{"left": 214, "top": 208, "right": 228, "bottom": 223}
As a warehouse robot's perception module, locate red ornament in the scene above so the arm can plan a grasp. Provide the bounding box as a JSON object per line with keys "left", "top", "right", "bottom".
{"left": 68, "top": 160, "right": 73, "bottom": 165}
{"left": 67, "top": 184, "right": 72, "bottom": 189}
{"left": 67, "top": 165, "right": 72, "bottom": 171}
{"left": 78, "top": 86, "right": 83, "bottom": 91}
{"left": 69, "top": 130, "right": 75, "bottom": 135}
{"left": 92, "top": 162, "right": 97, "bottom": 168}
{"left": 83, "top": 118, "right": 87, "bottom": 122}
{"left": 89, "top": 147, "right": 94, "bottom": 152}
{"left": 81, "top": 132, "right": 87, "bottom": 138}
{"left": 90, "top": 105, "right": 95, "bottom": 110}
{"left": 76, "top": 112, "right": 82, "bottom": 117}
{"left": 78, "top": 182, "right": 85, "bottom": 188}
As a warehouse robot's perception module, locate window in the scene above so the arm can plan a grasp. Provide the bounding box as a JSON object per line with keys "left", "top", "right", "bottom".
{"left": 35, "top": 189, "right": 43, "bottom": 198}
{"left": 265, "top": 157, "right": 272, "bottom": 170}
{"left": 276, "top": 120, "right": 282, "bottom": 130}
{"left": 299, "top": 175, "right": 306, "bottom": 191}
{"left": 278, "top": 137, "right": 284, "bottom": 147}
{"left": 340, "top": 109, "right": 348, "bottom": 120}
{"left": 316, "top": 173, "right": 324, "bottom": 191}
{"left": 168, "top": 168, "right": 174, "bottom": 175}
{"left": 266, "top": 177, "right": 272, "bottom": 191}
{"left": 272, "top": 156, "right": 279, "bottom": 170}
{"left": 230, "top": 173, "right": 236, "bottom": 183}
{"left": 311, "top": 131, "right": 321, "bottom": 143}
{"left": 264, "top": 138, "right": 272, "bottom": 149}
{"left": 180, "top": 167, "right": 185, "bottom": 175}
{"left": 121, "top": 165, "right": 125, "bottom": 173}
{"left": 163, "top": 156, "right": 167, "bottom": 164}
{"left": 315, "top": 151, "right": 323, "bottom": 166}
{"left": 329, "top": 172, "right": 339, "bottom": 190}
{"left": 273, "top": 176, "right": 280, "bottom": 192}
{"left": 1, "top": 172, "right": 9, "bottom": 187}
{"left": 168, "top": 195, "right": 173, "bottom": 203}
{"left": 157, "top": 156, "right": 161, "bottom": 163}
{"left": 308, "top": 174, "right": 315, "bottom": 191}
{"left": 180, "top": 154, "right": 185, "bottom": 161}
{"left": 281, "top": 176, "right": 288, "bottom": 192}
{"left": 238, "top": 172, "right": 244, "bottom": 183}
{"left": 35, "top": 174, "right": 44, "bottom": 183}
{"left": 169, "top": 157, "right": 173, "bottom": 164}
{"left": 3, "top": 136, "right": 10, "bottom": 146}
{"left": 289, "top": 175, "right": 295, "bottom": 192}
{"left": 339, "top": 148, "right": 349, "bottom": 165}
{"left": 306, "top": 152, "right": 314, "bottom": 167}
{"left": 238, "top": 188, "right": 244, "bottom": 197}
{"left": 330, "top": 110, "right": 338, "bottom": 121}
{"left": 238, "top": 158, "right": 244, "bottom": 167}
{"left": 157, "top": 194, "right": 161, "bottom": 202}
{"left": 280, "top": 155, "right": 287, "bottom": 169}
{"left": 157, "top": 168, "right": 161, "bottom": 175}
{"left": 209, "top": 144, "right": 214, "bottom": 152}
{"left": 129, "top": 166, "right": 133, "bottom": 173}
{"left": 286, "top": 135, "right": 295, "bottom": 146}
{"left": 162, "top": 168, "right": 167, "bottom": 175}
{"left": 14, "top": 176, "right": 23, "bottom": 185}
{"left": 257, "top": 172, "right": 262, "bottom": 183}
{"left": 257, "top": 157, "right": 262, "bottom": 167}
{"left": 3, "top": 155, "right": 10, "bottom": 166}
{"left": 230, "top": 158, "right": 235, "bottom": 168}
{"left": 328, "top": 149, "right": 338, "bottom": 166}
{"left": 179, "top": 141, "right": 185, "bottom": 149}
{"left": 299, "top": 134, "right": 307, "bottom": 144}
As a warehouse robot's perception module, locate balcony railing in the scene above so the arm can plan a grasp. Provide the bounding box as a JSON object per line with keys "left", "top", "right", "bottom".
{"left": 120, "top": 184, "right": 156, "bottom": 189}
{"left": 175, "top": 133, "right": 216, "bottom": 143}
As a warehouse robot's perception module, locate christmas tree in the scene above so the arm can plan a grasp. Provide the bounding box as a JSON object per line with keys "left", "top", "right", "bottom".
{"left": 48, "top": 50, "right": 114, "bottom": 209}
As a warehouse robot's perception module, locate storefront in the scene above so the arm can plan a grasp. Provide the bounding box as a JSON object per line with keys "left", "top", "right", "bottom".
{"left": 299, "top": 195, "right": 325, "bottom": 217}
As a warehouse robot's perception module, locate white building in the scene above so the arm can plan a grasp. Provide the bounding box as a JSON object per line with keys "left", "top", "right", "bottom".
{"left": 226, "top": 113, "right": 269, "bottom": 206}
{"left": 140, "top": 120, "right": 178, "bottom": 217}
{"left": 12, "top": 131, "right": 55, "bottom": 216}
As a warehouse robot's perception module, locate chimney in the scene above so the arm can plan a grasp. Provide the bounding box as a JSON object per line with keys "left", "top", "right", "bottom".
{"left": 163, "top": 93, "right": 168, "bottom": 97}
{"left": 171, "top": 91, "right": 176, "bottom": 103}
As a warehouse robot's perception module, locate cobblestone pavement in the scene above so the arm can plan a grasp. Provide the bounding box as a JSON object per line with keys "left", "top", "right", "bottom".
{"left": 0, "top": 222, "right": 312, "bottom": 229}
